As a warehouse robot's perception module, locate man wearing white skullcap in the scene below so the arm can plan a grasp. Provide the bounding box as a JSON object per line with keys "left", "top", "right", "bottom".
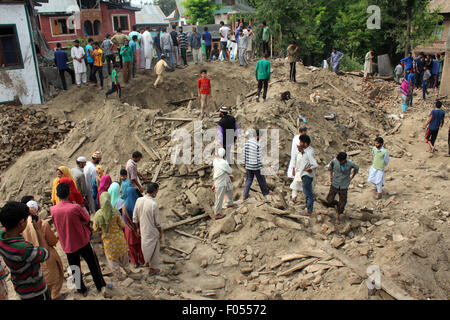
{"left": 26, "top": 200, "right": 39, "bottom": 213}
{"left": 212, "top": 147, "right": 234, "bottom": 219}
{"left": 70, "top": 156, "right": 90, "bottom": 211}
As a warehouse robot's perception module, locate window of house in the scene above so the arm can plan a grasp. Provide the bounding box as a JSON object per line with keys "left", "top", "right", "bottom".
{"left": 0, "top": 25, "right": 23, "bottom": 69}
{"left": 50, "top": 17, "right": 75, "bottom": 36}
{"left": 84, "top": 20, "right": 93, "bottom": 36}
{"left": 93, "top": 20, "right": 101, "bottom": 35}
{"left": 113, "top": 15, "right": 129, "bottom": 32}
{"left": 435, "top": 20, "right": 444, "bottom": 40}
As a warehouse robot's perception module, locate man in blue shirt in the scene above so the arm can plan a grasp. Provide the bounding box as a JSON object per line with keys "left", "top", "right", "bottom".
{"left": 431, "top": 55, "right": 440, "bottom": 89}
{"left": 202, "top": 27, "right": 212, "bottom": 61}
{"left": 85, "top": 38, "right": 95, "bottom": 82}
{"left": 154, "top": 28, "right": 162, "bottom": 61}
{"left": 423, "top": 100, "right": 445, "bottom": 153}
{"left": 400, "top": 52, "right": 413, "bottom": 77}
{"left": 54, "top": 42, "right": 75, "bottom": 90}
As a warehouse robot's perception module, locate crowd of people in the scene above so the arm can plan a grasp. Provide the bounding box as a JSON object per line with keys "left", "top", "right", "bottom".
{"left": 54, "top": 21, "right": 258, "bottom": 96}
{"left": 0, "top": 151, "right": 162, "bottom": 300}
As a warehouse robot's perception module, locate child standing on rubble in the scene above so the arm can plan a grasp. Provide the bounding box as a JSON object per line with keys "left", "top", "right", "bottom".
{"left": 105, "top": 63, "right": 121, "bottom": 102}
{"left": 105, "top": 63, "right": 122, "bottom": 102}
{"left": 198, "top": 69, "right": 212, "bottom": 119}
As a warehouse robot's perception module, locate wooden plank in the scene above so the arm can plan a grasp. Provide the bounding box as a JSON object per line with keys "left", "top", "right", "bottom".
{"left": 347, "top": 150, "right": 362, "bottom": 156}
{"left": 264, "top": 205, "right": 290, "bottom": 215}
{"left": 155, "top": 117, "right": 195, "bottom": 122}
{"left": 113, "top": 113, "right": 125, "bottom": 120}
{"left": 318, "top": 243, "right": 414, "bottom": 300}
{"left": 167, "top": 97, "right": 197, "bottom": 105}
{"left": 134, "top": 134, "right": 157, "bottom": 161}
{"left": 390, "top": 123, "right": 402, "bottom": 135}
{"left": 181, "top": 292, "right": 215, "bottom": 300}
{"left": 151, "top": 161, "right": 164, "bottom": 183}
{"left": 171, "top": 209, "right": 186, "bottom": 220}
{"left": 278, "top": 258, "right": 318, "bottom": 276}
{"left": 174, "top": 229, "right": 204, "bottom": 242}
{"left": 311, "top": 82, "right": 324, "bottom": 90}
{"left": 68, "top": 136, "right": 88, "bottom": 158}
{"left": 348, "top": 139, "right": 366, "bottom": 146}
{"left": 16, "top": 178, "right": 25, "bottom": 194}
{"left": 162, "top": 213, "right": 209, "bottom": 231}
{"left": 317, "top": 259, "right": 345, "bottom": 267}
{"left": 168, "top": 245, "right": 190, "bottom": 255}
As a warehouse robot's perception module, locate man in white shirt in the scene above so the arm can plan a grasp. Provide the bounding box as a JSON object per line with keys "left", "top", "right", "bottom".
{"left": 70, "top": 39, "right": 87, "bottom": 87}
{"left": 287, "top": 127, "right": 307, "bottom": 179}
{"left": 84, "top": 151, "right": 102, "bottom": 214}
{"left": 297, "top": 134, "right": 318, "bottom": 215}
{"left": 219, "top": 21, "right": 230, "bottom": 61}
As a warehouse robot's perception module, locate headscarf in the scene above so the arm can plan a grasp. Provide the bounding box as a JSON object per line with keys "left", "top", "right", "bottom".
{"left": 94, "top": 192, "right": 119, "bottom": 233}
{"left": 95, "top": 165, "right": 105, "bottom": 186}
{"left": 51, "top": 165, "right": 77, "bottom": 205}
{"left": 26, "top": 200, "right": 39, "bottom": 211}
{"left": 97, "top": 174, "right": 112, "bottom": 206}
{"left": 120, "top": 179, "right": 131, "bottom": 200}
{"left": 124, "top": 186, "right": 139, "bottom": 218}
{"left": 59, "top": 177, "right": 84, "bottom": 205}
{"left": 108, "top": 182, "right": 124, "bottom": 210}
{"left": 217, "top": 147, "right": 226, "bottom": 158}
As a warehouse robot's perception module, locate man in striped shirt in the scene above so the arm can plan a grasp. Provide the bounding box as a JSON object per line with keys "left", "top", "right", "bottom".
{"left": 178, "top": 26, "right": 188, "bottom": 66}
{"left": 242, "top": 129, "right": 272, "bottom": 200}
{"left": 0, "top": 201, "right": 50, "bottom": 300}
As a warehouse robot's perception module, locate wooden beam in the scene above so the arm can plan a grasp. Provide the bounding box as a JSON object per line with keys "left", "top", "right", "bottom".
{"left": 151, "top": 161, "right": 164, "bottom": 183}
{"left": 318, "top": 243, "right": 414, "bottom": 300}
{"left": 167, "top": 97, "right": 197, "bottom": 105}
{"left": 278, "top": 258, "right": 318, "bottom": 276}
{"left": 155, "top": 117, "right": 195, "bottom": 122}
{"left": 162, "top": 213, "right": 209, "bottom": 231}
{"left": 174, "top": 229, "right": 204, "bottom": 242}
{"left": 347, "top": 150, "right": 362, "bottom": 156}
{"left": 68, "top": 136, "right": 88, "bottom": 158}
{"left": 134, "top": 134, "right": 157, "bottom": 161}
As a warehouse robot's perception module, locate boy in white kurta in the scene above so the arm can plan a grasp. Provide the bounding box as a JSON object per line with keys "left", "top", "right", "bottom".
{"left": 367, "top": 137, "right": 389, "bottom": 199}
{"left": 133, "top": 183, "right": 162, "bottom": 276}
{"left": 71, "top": 40, "right": 87, "bottom": 86}
{"left": 289, "top": 143, "right": 304, "bottom": 203}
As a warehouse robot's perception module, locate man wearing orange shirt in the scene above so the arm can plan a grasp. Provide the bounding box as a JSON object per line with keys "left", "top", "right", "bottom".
{"left": 92, "top": 42, "right": 104, "bottom": 89}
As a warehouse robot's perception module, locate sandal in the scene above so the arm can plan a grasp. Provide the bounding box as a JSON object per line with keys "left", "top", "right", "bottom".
{"left": 214, "top": 214, "right": 225, "bottom": 220}
{"left": 148, "top": 268, "right": 161, "bottom": 276}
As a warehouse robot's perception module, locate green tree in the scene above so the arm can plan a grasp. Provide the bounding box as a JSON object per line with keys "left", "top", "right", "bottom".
{"left": 181, "top": 0, "right": 217, "bottom": 25}
{"left": 380, "top": 0, "right": 443, "bottom": 56}
{"left": 154, "top": 0, "right": 177, "bottom": 17}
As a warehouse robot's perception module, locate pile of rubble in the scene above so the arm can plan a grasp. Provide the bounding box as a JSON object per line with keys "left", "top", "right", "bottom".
{"left": 0, "top": 104, "right": 74, "bottom": 171}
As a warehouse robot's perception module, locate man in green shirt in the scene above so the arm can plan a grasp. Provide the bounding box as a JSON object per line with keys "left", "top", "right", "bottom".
{"left": 255, "top": 53, "right": 271, "bottom": 102}
{"left": 261, "top": 21, "right": 270, "bottom": 56}
{"left": 106, "top": 63, "right": 121, "bottom": 100}
{"left": 120, "top": 39, "right": 134, "bottom": 84}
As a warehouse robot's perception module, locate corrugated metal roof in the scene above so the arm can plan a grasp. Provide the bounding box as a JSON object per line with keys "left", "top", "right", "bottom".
{"left": 430, "top": 0, "right": 450, "bottom": 13}
{"left": 35, "top": 0, "right": 79, "bottom": 14}
{"left": 136, "top": 4, "right": 168, "bottom": 25}
{"left": 166, "top": 9, "right": 176, "bottom": 20}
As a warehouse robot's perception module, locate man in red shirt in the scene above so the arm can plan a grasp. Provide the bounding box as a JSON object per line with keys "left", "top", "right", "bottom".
{"left": 198, "top": 69, "right": 212, "bottom": 120}
{"left": 50, "top": 182, "right": 106, "bottom": 297}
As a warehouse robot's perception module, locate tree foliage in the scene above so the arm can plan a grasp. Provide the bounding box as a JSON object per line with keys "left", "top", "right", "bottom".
{"left": 181, "top": 0, "right": 217, "bottom": 25}
{"left": 154, "top": 0, "right": 177, "bottom": 17}
{"left": 250, "top": 0, "right": 443, "bottom": 66}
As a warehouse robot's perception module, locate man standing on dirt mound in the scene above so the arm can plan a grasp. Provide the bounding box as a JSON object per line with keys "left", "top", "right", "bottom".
{"left": 84, "top": 151, "right": 102, "bottom": 214}
{"left": 218, "top": 106, "right": 238, "bottom": 164}
{"left": 255, "top": 53, "right": 271, "bottom": 102}
{"left": 70, "top": 157, "right": 90, "bottom": 211}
